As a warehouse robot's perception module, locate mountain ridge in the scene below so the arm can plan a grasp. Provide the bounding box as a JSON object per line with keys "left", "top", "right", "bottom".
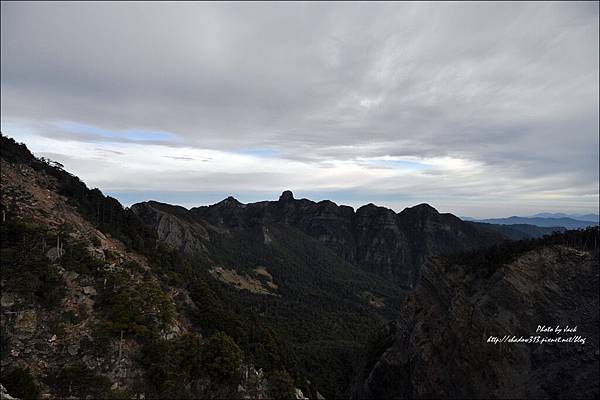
{"left": 531, "top": 212, "right": 599, "bottom": 222}
{"left": 132, "top": 193, "right": 507, "bottom": 288}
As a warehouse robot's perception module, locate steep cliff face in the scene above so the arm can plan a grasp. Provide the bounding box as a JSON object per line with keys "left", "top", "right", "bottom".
{"left": 131, "top": 201, "right": 210, "bottom": 256}
{"left": 391, "top": 204, "right": 505, "bottom": 286}
{"left": 134, "top": 192, "right": 505, "bottom": 288}
{"left": 353, "top": 204, "right": 409, "bottom": 282}
{"left": 352, "top": 232, "right": 600, "bottom": 399}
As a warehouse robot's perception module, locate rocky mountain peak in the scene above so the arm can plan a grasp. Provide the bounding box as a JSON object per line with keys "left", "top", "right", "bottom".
{"left": 218, "top": 196, "right": 242, "bottom": 207}
{"left": 356, "top": 203, "right": 388, "bottom": 213}
{"left": 279, "top": 190, "right": 294, "bottom": 202}
{"left": 403, "top": 203, "right": 438, "bottom": 215}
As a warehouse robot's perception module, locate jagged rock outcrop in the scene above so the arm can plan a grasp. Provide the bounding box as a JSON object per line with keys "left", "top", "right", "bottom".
{"left": 352, "top": 239, "right": 600, "bottom": 399}
{"left": 279, "top": 190, "right": 294, "bottom": 202}
{"left": 134, "top": 191, "right": 505, "bottom": 287}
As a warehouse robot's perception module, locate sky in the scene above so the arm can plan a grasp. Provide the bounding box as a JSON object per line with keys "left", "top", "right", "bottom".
{"left": 1, "top": 1, "right": 598, "bottom": 218}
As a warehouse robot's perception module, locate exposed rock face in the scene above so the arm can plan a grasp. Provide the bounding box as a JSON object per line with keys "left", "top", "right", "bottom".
{"left": 0, "top": 293, "right": 15, "bottom": 308}
{"left": 354, "top": 204, "right": 407, "bottom": 281}
{"left": 352, "top": 244, "right": 600, "bottom": 399}
{"left": 208, "top": 266, "right": 279, "bottom": 296}
{"left": 0, "top": 384, "right": 19, "bottom": 400}
{"left": 13, "top": 310, "right": 37, "bottom": 340}
{"left": 131, "top": 201, "right": 210, "bottom": 255}
{"left": 133, "top": 192, "right": 504, "bottom": 287}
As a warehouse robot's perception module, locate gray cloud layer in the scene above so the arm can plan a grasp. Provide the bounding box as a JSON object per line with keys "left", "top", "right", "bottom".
{"left": 1, "top": 1, "right": 598, "bottom": 216}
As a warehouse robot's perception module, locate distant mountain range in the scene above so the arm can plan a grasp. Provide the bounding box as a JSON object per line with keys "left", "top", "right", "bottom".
{"left": 462, "top": 214, "right": 598, "bottom": 230}
{"left": 472, "top": 222, "right": 566, "bottom": 240}
{"left": 530, "top": 212, "right": 599, "bottom": 222}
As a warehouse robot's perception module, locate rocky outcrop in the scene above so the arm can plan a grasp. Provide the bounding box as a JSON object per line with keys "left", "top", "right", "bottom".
{"left": 0, "top": 384, "right": 19, "bottom": 400}
{"left": 131, "top": 201, "right": 210, "bottom": 255}
{"left": 208, "top": 266, "right": 279, "bottom": 296}
{"left": 13, "top": 311, "right": 37, "bottom": 340}
{"left": 352, "top": 241, "right": 600, "bottom": 399}
{"left": 279, "top": 190, "right": 294, "bottom": 202}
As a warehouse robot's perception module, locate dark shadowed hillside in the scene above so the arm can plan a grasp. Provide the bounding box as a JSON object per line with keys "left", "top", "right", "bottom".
{"left": 352, "top": 228, "right": 600, "bottom": 399}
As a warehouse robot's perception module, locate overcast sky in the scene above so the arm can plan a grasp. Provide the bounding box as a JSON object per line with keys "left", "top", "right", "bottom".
{"left": 1, "top": 1, "right": 598, "bottom": 218}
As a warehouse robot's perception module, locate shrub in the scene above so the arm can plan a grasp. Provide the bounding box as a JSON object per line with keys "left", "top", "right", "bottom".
{"left": 83, "top": 322, "right": 113, "bottom": 355}
{"left": 51, "top": 362, "right": 112, "bottom": 398}
{"left": 139, "top": 334, "right": 201, "bottom": 398}
{"left": 2, "top": 367, "right": 40, "bottom": 399}
{"left": 99, "top": 272, "right": 174, "bottom": 338}
{"left": 201, "top": 331, "right": 244, "bottom": 381}
{"left": 0, "top": 220, "right": 65, "bottom": 309}
{"left": 59, "top": 241, "right": 105, "bottom": 275}
{"left": 268, "top": 369, "right": 296, "bottom": 399}
{"left": 0, "top": 324, "right": 8, "bottom": 360}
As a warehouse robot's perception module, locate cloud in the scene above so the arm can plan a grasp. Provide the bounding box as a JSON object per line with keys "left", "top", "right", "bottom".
{"left": 1, "top": 1, "right": 598, "bottom": 217}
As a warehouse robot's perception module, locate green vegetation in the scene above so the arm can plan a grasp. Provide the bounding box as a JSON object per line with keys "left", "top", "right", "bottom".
{"left": 58, "top": 240, "right": 105, "bottom": 275}
{"left": 97, "top": 272, "right": 175, "bottom": 338}
{"left": 0, "top": 219, "right": 65, "bottom": 309}
{"left": 145, "top": 243, "right": 199, "bottom": 287}
{"left": 195, "top": 224, "right": 402, "bottom": 397}
{"left": 84, "top": 321, "right": 114, "bottom": 355}
{"left": 0, "top": 324, "right": 8, "bottom": 360}
{"left": 200, "top": 331, "right": 244, "bottom": 381}
{"left": 267, "top": 369, "right": 296, "bottom": 399}
{"left": 445, "top": 226, "right": 600, "bottom": 278}
{"left": 50, "top": 362, "right": 113, "bottom": 399}
{"left": 139, "top": 334, "right": 202, "bottom": 398}
{"left": 2, "top": 367, "right": 41, "bottom": 399}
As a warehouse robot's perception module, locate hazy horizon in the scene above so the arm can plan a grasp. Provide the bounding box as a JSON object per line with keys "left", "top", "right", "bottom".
{"left": 2, "top": 2, "right": 598, "bottom": 218}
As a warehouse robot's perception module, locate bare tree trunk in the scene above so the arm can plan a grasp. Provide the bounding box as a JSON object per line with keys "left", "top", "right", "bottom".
{"left": 118, "top": 329, "right": 124, "bottom": 365}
